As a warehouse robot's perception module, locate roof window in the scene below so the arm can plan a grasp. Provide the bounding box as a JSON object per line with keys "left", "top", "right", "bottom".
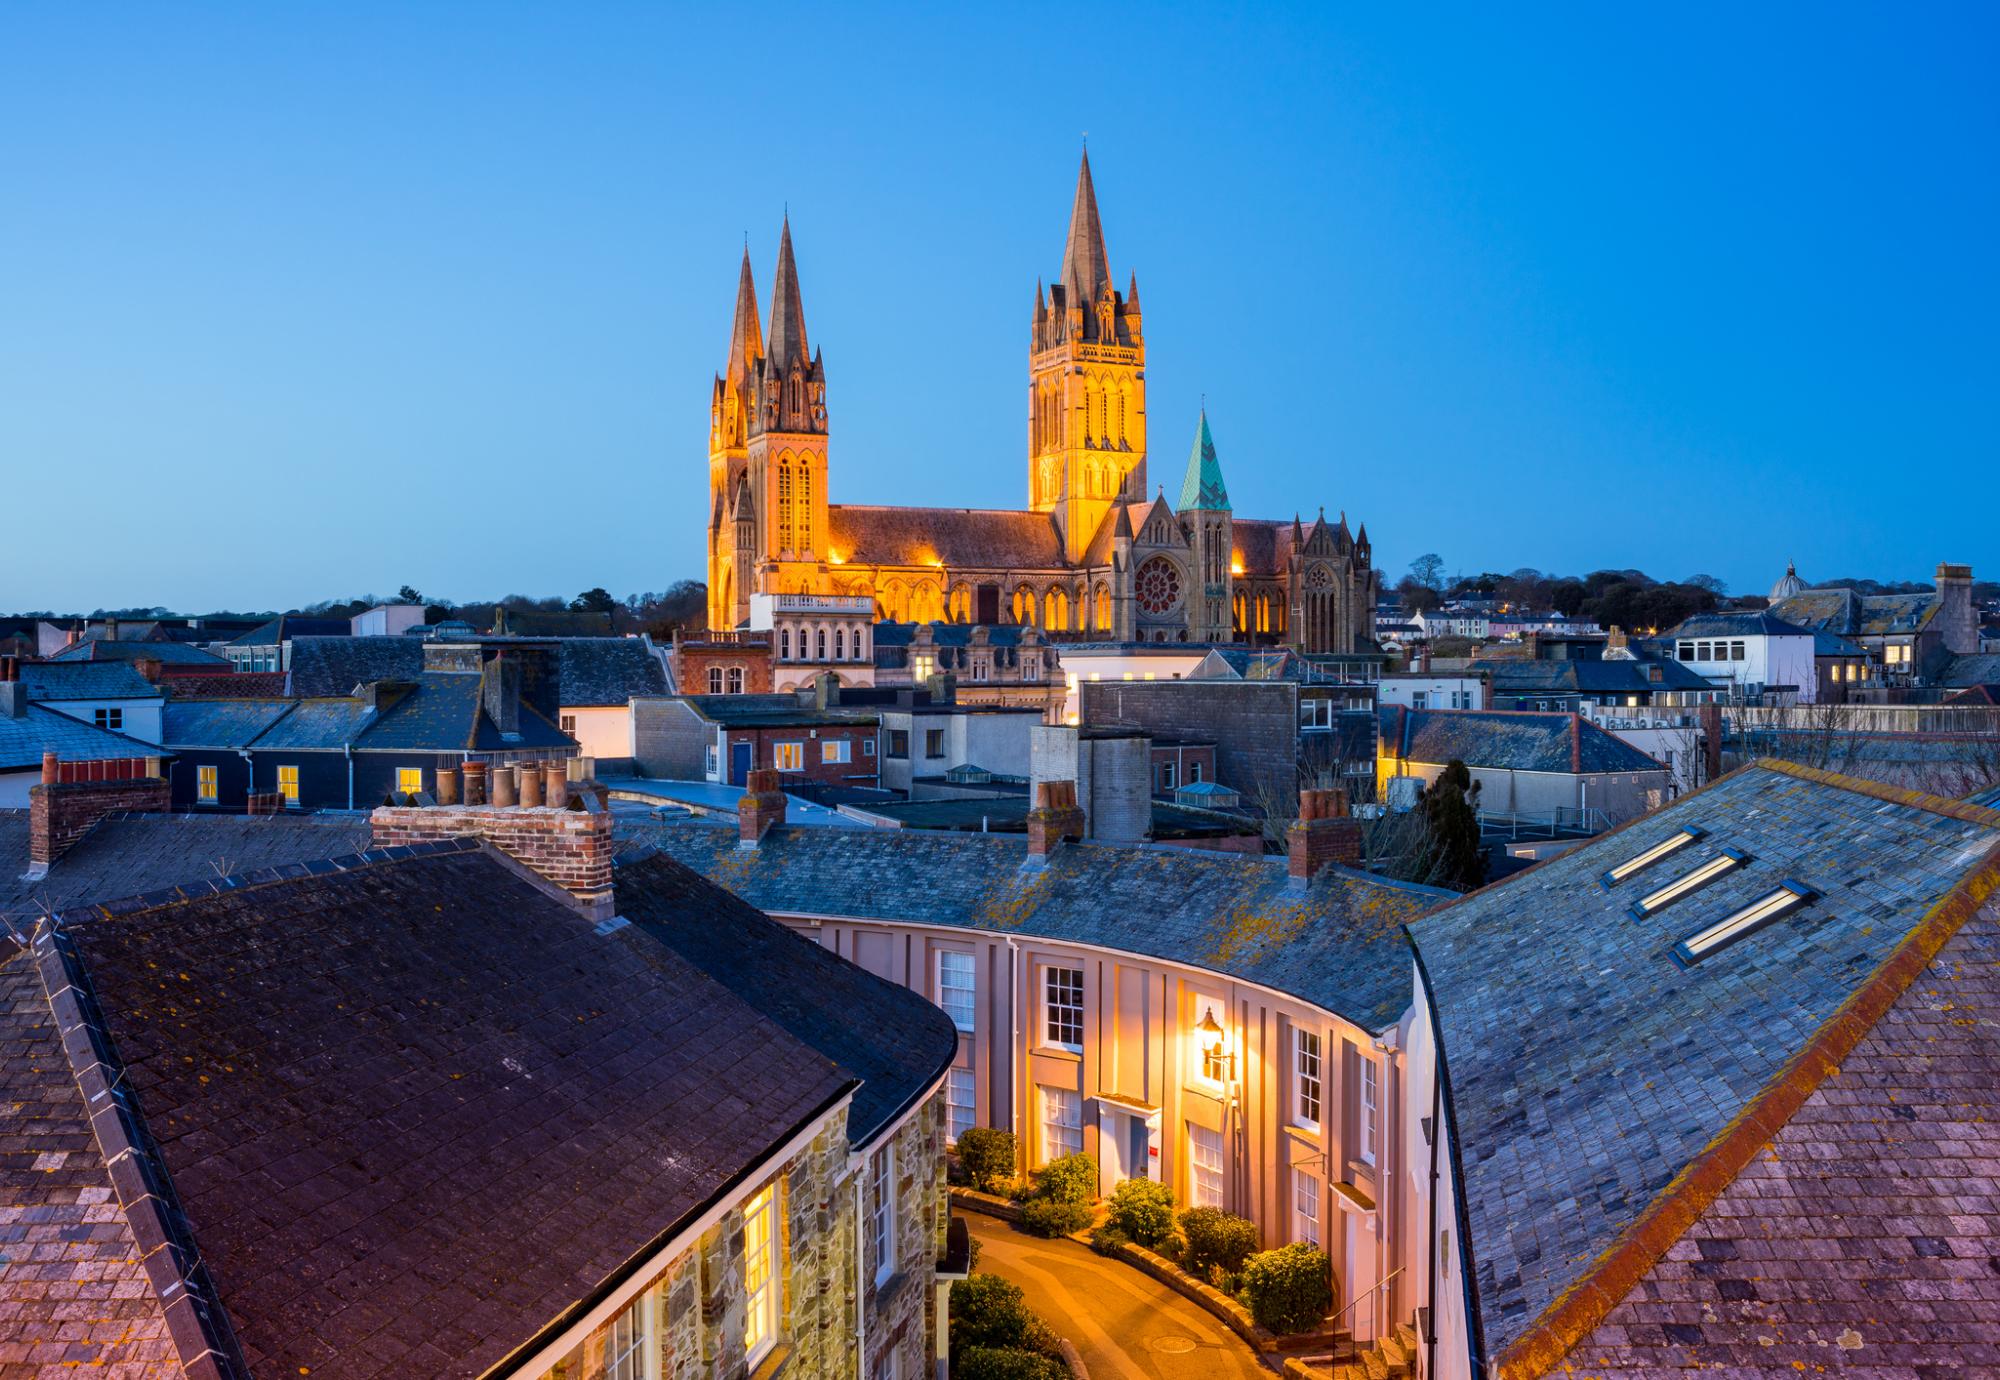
{"left": 1671, "top": 881, "right": 1817, "bottom": 965}
{"left": 1600, "top": 826, "right": 1705, "bottom": 890}
{"left": 1628, "top": 848, "right": 1750, "bottom": 921}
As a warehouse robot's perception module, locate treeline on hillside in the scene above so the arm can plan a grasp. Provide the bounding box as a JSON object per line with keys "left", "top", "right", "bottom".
{"left": 1394, "top": 558, "right": 1724, "bottom": 632}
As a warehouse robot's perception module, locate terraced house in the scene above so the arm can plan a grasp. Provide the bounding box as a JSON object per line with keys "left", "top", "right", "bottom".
{"left": 0, "top": 784, "right": 962, "bottom": 1380}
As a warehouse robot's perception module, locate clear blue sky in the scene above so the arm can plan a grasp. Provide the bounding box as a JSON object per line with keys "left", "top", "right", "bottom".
{"left": 3, "top": 3, "right": 1994, "bottom": 613}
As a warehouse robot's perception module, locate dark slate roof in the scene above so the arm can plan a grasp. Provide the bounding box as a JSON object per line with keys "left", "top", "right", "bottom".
{"left": 286, "top": 635, "right": 423, "bottom": 697}
{"left": 1378, "top": 706, "right": 1666, "bottom": 775}
{"left": 163, "top": 697, "right": 297, "bottom": 749}
{"left": 1409, "top": 762, "right": 2000, "bottom": 1372}
{"left": 164, "top": 670, "right": 291, "bottom": 699}
{"left": 356, "top": 671, "right": 574, "bottom": 752}
{"left": 1770, "top": 587, "right": 1941, "bottom": 638}
{"left": 1937, "top": 651, "right": 2000, "bottom": 687}
{"left": 1665, "top": 610, "right": 1815, "bottom": 639}
{"left": 613, "top": 849, "right": 958, "bottom": 1145}
{"left": 248, "top": 696, "right": 376, "bottom": 749}
{"left": 0, "top": 705, "right": 167, "bottom": 773}
{"left": 829, "top": 504, "right": 1068, "bottom": 570}
{"left": 227, "top": 614, "right": 350, "bottom": 646}
{"left": 1944, "top": 683, "right": 2000, "bottom": 706}
{"left": 1968, "top": 781, "right": 2000, "bottom": 808}
{"left": 1472, "top": 657, "right": 1709, "bottom": 696}
{"left": 0, "top": 810, "right": 373, "bottom": 921}
{"left": 556, "top": 637, "right": 668, "bottom": 706}
{"left": 622, "top": 819, "right": 1450, "bottom": 1030}
{"left": 48, "top": 639, "right": 228, "bottom": 666}
{"left": 684, "top": 693, "right": 877, "bottom": 728}
{"left": 33, "top": 844, "right": 858, "bottom": 1379}
{"left": 18, "top": 660, "right": 160, "bottom": 701}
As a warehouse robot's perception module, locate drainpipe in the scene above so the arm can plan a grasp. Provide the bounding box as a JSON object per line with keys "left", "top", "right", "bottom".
{"left": 1425, "top": 1036, "right": 1441, "bottom": 1380}
{"left": 346, "top": 743, "right": 355, "bottom": 811}
{"left": 853, "top": 1170, "right": 869, "bottom": 1374}
{"left": 236, "top": 749, "right": 254, "bottom": 806}
{"left": 1007, "top": 937, "right": 1022, "bottom": 1167}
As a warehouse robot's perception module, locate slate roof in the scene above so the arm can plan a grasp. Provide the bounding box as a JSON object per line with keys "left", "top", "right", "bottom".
{"left": 286, "top": 635, "right": 424, "bottom": 697}
{"left": 1936, "top": 651, "right": 2000, "bottom": 687}
{"left": 163, "top": 697, "right": 297, "bottom": 748}
{"left": 0, "top": 810, "right": 374, "bottom": 922}
{"left": 21, "top": 843, "right": 862, "bottom": 1379}
{"left": 1968, "top": 781, "right": 2000, "bottom": 808}
{"left": 1665, "top": 610, "right": 1815, "bottom": 639}
{"left": 1944, "top": 683, "right": 2000, "bottom": 706}
{"left": 827, "top": 504, "right": 1067, "bottom": 570}
{"left": 556, "top": 637, "right": 668, "bottom": 706}
{"left": 17, "top": 660, "right": 160, "bottom": 701}
{"left": 1378, "top": 706, "right": 1667, "bottom": 775}
{"left": 1770, "top": 587, "right": 1941, "bottom": 638}
{"left": 0, "top": 705, "right": 167, "bottom": 773}
{"left": 247, "top": 696, "right": 377, "bottom": 750}
{"left": 682, "top": 693, "right": 877, "bottom": 729}
{"left": 161, "top": 675, "right": 576, "bottom": 754}
{"left": 47, "top": 639, "right": 228, "bottom": 666}
{"left": 228, "top": 614, "right": 351, "bottom": 646}
{"left": 164, "top": 670, "right": 291, "bottom": 699}
{"left": 1409, "top": 762, "right": 2000, "bottom": 1375}
{"left": 357, "top": 671, "right": 573, "bottom": 752}
{"left": 623, "top": 819, "right": 1450, "bottom": 1030}
{"left": 1472, "top": 657, "right": 1710, "bottom": 697}
{"left": 612, "top": 849, "right": 959, "bottom": 1145}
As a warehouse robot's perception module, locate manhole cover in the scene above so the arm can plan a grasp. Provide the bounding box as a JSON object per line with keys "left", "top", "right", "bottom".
{"left": 1148, "top": 1336, "right": 1197, "bottom": 1354}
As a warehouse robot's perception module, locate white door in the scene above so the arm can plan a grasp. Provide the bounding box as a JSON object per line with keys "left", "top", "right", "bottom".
{"left": 1096, "top": 1105, "right": 1128, "bottom": 1193}
{"left": 1345, "top": 1212, "right": 1380, "bottom": 1341}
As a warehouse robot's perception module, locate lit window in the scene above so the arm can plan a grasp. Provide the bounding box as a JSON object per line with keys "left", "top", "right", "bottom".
{"left": 1040, "top": 1086, "right": 1082, "bottom": 1160}
{"left": 1360, "top": 1059, "right": 1380, "bottom": 1165}
{"left": 773, "top": 742, "right": 804, "bottom": 772}
{"left": 1292, "top": 1169, "right": 1321, "bottom": 1247}
{"left": 709, "top": 667, "right": 724, "bottom": 694}
{"left": 1189, "top": 1124, "right": 1224, "bottom": 1207}
{"left": 93, "top": 707, "right": 123, "bottom": 730}
{"left": 1294, "top": 1029, "right": 1322, "bottom": 1128}
{"left": 606, "top": 1291, "right": 651, "bottom": 1380}
{"left": 822, "top": 739, "right": 852, "bottom": 764}
{"left": 1672, "top": 881, "right": 1817, "bottom": 966}
{"left": 1600, "top": 826, "right": 1706, "bottom": 889}
{"left": 869, "top": 1145, "right": 896, "bottom": 1284}
{"left": 914, "top": 653, "right": 935, "bottom": 681}
{"left": 277, "top": 765, "right": 300, "bottom": 806}
{"left": 945, "top": 1067, "right": 976, "bottom": 1143}
{"left": 396, "top": 767, "right": 423, "bottom": 797}
{"left": 743, "top": 1183, "right": 779, "bottom": 1362}
{"left": 197, "top": 765, "right": 218, "bottom": 803}
{"left": 1629, "top": 848, "right": 1750, "bottom": 920}
{"left": 1044, "top": 968, "right": 1083, "bottom": 1050}
{"left": 937, "top": 951, "right": 975, "bottom": 1031}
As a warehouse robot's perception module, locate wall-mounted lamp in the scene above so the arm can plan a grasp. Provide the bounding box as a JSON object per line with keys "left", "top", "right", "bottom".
{"left": 1197, "top": 1005, "right": 1237, "bottom": 1083}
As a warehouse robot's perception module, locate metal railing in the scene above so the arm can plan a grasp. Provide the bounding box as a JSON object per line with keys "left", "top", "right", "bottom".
{"left": 1332, "top": 1265, "right": 1405, "bottom": 1350}
{"left": 1476, "top": 806, "right": 1611, "bottom": 840}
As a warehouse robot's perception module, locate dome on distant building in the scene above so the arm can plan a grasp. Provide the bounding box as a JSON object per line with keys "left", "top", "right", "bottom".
{"left": 1769, "top": 562, "right": 1804, "bottom": 602}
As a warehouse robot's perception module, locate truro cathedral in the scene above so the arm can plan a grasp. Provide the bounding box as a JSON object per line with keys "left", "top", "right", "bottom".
{"left": 705, "top": 152, "right": 1378, "bottom": 652}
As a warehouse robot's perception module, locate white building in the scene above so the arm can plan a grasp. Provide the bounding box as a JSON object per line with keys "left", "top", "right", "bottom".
{"left": 750, "top": 593, "right": 877, "bottom": 691}
{"left": 1666, "top": 611, "right": 1818, "bottom": 704}
{"left": 1376, "top": 671, "right": 1486, "bottom": 712}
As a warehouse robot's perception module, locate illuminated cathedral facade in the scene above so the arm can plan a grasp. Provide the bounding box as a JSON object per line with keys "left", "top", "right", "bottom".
{"left": 706, "top": 152, "right": 1379, "bottom": 652}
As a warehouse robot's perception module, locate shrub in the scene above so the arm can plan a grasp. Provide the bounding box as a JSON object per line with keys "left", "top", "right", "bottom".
{"left": 949, "top": 1274, "right": 1035, "bottom": 1356}
{"left": 994, "top": 1176, "right": 1034, "bottom": 1204}
{"left": 1032, "top": 1153, "right": 1097, "bottom": 1205}
{"left": 1089, "top": 1223, "right": 1129, "bottom": 1255}
{"left": 955, "top": 1348, "right": 1066, "bottom": 1380}
{"left": 1240, "top": 1243, "right": 1334, "bottom": 1334}
{"left": 1106, "top": 1178, "right": 1175, "bottom": 1248}
{"left": 956, "top": 1128, "right": 1018, "bottom": 1194}
{"left": 1179, "top": 1206, "right": 1259, "bottom": 1278}
{"left": 1019, "top": 1197, "right": 1094, "bottom": 1238}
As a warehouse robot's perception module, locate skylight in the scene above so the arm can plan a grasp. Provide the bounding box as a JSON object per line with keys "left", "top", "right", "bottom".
{"left": 1628, "top": 848, "right": 1750, "bottom": 921}
{"left": 1599, "top": 826, "right": 1706, "bottom": 890}
{"left": 1671, "top": 881, "right": 1817, "bottom": 966}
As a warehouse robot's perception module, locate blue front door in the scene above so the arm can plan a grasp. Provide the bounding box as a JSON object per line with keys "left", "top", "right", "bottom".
{"left": 729, "top": 740, "right": 752, "bottom": 786}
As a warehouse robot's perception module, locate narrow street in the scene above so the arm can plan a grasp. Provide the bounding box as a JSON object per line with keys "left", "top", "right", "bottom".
{"left": 963, "top": 1212, "right": 1273, "bottom": 1380}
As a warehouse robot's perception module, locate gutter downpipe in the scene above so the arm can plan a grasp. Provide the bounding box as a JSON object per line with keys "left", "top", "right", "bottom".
{"left": 346, "top": 742, "right": 355, "bottom": 811}
{"left": 1426, "top": 1016, "right": 1441, "bottom": 1380}
{"left": 236, "top": 749, "right": 254, "bottom": 804}
{"left": 853, "top": 1171, "right": 869, "bottom": 1375}
{"left": 1007, "top": 936, "right": 1022, "bottom": 1170}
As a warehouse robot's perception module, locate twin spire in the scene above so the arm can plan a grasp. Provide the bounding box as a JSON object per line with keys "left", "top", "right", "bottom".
{"left": 722, "top": 214, "right": 816, "bottom": 387}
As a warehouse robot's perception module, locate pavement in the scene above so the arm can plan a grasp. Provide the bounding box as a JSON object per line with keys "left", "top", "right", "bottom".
{"left": 963, "top": 1212, "right": 1273, "bottom": 1380}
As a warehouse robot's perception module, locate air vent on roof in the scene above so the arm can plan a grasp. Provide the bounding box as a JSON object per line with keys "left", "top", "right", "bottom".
{"left": 1628, "top": 848, "right": 1750, "bottom": 921}
{"left": 1671, "top": 881, "right": 1817, "bottom": 966}
{"left": 1600, "top": 826, "right": 1706, "bottom": 890}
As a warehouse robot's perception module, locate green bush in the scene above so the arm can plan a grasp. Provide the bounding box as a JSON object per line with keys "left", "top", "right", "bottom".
{"left": 956, "top": 1128, "right": 1018, "bottom": 1194}
{"left": 949, "top": 1274, "right": 1034, "bottom": 1356}
{"left": 1105, "top": 1178, "right": 1175, "bottom": 1248}
{"left": 1241, "top": 1243, "right": 1334, "bottom": 1334}
{"left": 1179, "top": 1206, "right": 1259, "bottom": 1278}
{"left": 954, "top": 1347, "right": 1067, "bottom": 1380}
{"left": 1088, "top": 1224, "right": 1129, "bottom": 1255}
{"left": 1019, "top": 1197, "right": 1094, "bottom": 1238}
{"left": 1032, "top": 1153, "right": 1097, "bottom": 1205}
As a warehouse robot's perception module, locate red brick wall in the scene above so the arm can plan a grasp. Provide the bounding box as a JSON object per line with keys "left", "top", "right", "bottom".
{"left": 725, "top": 726, "right": 878, "bottom": 786}
{"left": 29, "top": 774, "right": 172, "bottom": 867}
{"left": 371, "top": 805, "right": 614, "bottom": 912}
{"left": 674, "top": 644, "right": 774, "bottom": 695}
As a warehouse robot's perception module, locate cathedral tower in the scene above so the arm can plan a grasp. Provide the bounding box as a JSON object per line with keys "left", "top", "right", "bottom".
{"left": 1177, "top": 409, "right": 1235, "bottom": 642}
{"left": 708, "top": 246, "right": 762, "bottom": 630}
{"left": 1029, "top": 150, "right": 1146, "bottom": 563}
{"left": 746, "top": 218, "right": 830, "bottom": 598}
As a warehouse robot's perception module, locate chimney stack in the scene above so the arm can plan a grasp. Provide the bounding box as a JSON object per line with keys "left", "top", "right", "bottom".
{"left": 1417, "top": 644, "right": 1432, "bottom": 674}
{"left": 519, "top": 761, "right": 545, "bottom": 807}
{"left": 132, "top": 656, "right": 163, "bottom": 684}
{"left": 369, "top": 791, "right": 616, "bottom": 919}
{"left": 739, "top": 768, "right": 787, "bottom": 845}
{"left": 28, "top": 755, "right": 171, "bottom": 875}
{"left": 1936, "top": 562, "right": 1977, "bottom": 655}
{"left": 462, "top": 760, "right": 488, "bottom": 806}
{"left": 481, "top": 654, "right": 522, "bottom": 737}
{"left": 1026, "top": 780, "right": 1086, "bottom": 862}
{"left": 0, "top": 658, "right": 24, "bottom": 719}
{"left": 246, "top": 789, "right": 287, "bottom": 815}
{"left": 543, "top": 760, "right": 569, "bottom": 809}
{"left": 1287, "top": 787, "right": 1362, "bottom": 886}
{"left": 435, "top": 766, "right": 460, "bottom": 805}
{"left": 490, "top": 762, "right": 518, "bottom": 807}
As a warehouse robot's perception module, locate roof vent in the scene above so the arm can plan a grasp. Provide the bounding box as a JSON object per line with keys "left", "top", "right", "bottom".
{"left": 1628, "top": 848, "right": 1750, "bottom": 921}
{"left": 1600, "top": 826, "right": 1705, "bottom": 890}
{"left": 1672, "top": 880, "right": 1817, "bottom": 965}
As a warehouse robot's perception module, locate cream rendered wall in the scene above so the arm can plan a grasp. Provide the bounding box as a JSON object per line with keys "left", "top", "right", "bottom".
{"left": 1056, "top": 648, "right": 1210, "bottom": 724}
{"left": 559, "top": 704, "right": 632, "bottom": 761}
{"left": 1401, "top": 970, "right": 1475, "bottom": 1380}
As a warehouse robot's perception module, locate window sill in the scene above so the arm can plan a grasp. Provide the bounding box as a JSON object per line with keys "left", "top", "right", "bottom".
{"left": 1035, "top": 1045, "right": 1082, "bottom": 1062}
{"left": 749, "top": 1341, "right": 793, "bottom": 1380}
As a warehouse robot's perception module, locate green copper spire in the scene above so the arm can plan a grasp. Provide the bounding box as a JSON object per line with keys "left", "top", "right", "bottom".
{"left": 1176, "top": 409, "right": 1230, "bottom": 511}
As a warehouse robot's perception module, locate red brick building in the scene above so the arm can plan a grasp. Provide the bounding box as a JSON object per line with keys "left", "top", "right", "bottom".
{"left": 670, "top": 630, "right": 774, "bottom": 696}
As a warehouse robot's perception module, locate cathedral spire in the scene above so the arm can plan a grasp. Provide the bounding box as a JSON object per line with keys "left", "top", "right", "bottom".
{"left": 1176, "top": 408, "right": 1230, "bottom": 511}
{"left": 768, "top": 214, "right": 810, "bottom": 371}
{"left": 726, "top": 243, "right": 762, "bottom": 387}
{"left": 1060, "top": 148, "right": 1111, "bottom": 316}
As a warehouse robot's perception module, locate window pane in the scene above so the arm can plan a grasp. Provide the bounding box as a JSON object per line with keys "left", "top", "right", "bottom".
{"left": 1044, "top": 968, "right": 1083, "bottom": 1049}
{"left": 1295, "top": 1030, "right": 1322, "bottom": 1126}
{"left": 946, "top": 1068, "right": 975, "bottom": 1142}
{"left": 606, "top": 1295, "right": 648, "bottom": 1380}
{"left": 938, "top": 952, "right": 975, "bottom": 1031}
{"left": 1040, "top": 1086, "right": 1081, "bottom": 1160}
{"left": 1189, "top": 1124, "right": 1224, "bottom": 1207}
{"left": 743, "top": 1184, "right": 777, "bottom": 1358}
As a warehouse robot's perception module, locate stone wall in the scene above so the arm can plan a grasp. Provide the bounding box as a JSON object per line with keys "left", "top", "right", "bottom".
{"left": 632, "top": 696, "right": 713, "bottom": 779}
{"left": 864, "top": 1096, "right": 947, "bottom": 1380}
{"left": 1080, "top": 680, "right": 1300, "bottom": 804}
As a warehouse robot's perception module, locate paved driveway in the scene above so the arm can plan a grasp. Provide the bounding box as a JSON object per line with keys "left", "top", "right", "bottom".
{"left": 963, "top": 1213, "right": 1272, "bottom": 1380}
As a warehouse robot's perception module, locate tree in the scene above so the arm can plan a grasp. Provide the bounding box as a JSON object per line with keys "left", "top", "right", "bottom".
{"left": 1549, "top": 579, "right": 1588, "bottom": 617}
{"left": 570, "top": 587, "right": 618, "bottom": 614}
{"left": 1408, "top": 553, "right": 1446, "bottom": 594}
{"left": 1684, "top": 574, "right": 1728, "bottom": 597}
{"left": 396, "top": 585, "right": 424, "bottom": 605}
{"left": 1417, "top": 761, "right": 1486, "bottom": 891}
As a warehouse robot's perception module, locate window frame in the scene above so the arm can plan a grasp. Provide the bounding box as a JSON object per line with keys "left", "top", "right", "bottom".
{"left": 276, "top": 764, "right": 300, "bottom": 806}
{"left": 708, "top": 666, "right": 724, "bottom": 694}
{"left": 743, "top": 1182, "right": 780, "bottom": 1364}
{"left": 923, "top": 728, "right": 945, "bottom": 759}
{"left": 93, "top": 707, "right": 123, "bottom": 730}
{"left": 1043, "top": 966, "right": 1084, "bottom": 1052}
{"left": 822, "top": 738, "right": 852, "bottom": 764}
{"left": 604, "top": 1289, "right": 655, "bottom": 1380}
{"left": 869, "top": 1145, "right": 896, "bottom": 1285}
{"left": 1292, "top": 1168, "right": 1321, "bottom": 1247}
{"left": 1294, "top": 1028, "right": 1322, "bottom": 1129}
{"left": 1188, "top": 1123, "right": 1224, "bottom": 1208}
{"left": 396, "top": 767, "right": 423, "bottom": 797}
{"left": 1359, "top": 1057, "right": 1380, "bottom": 1166}
{"left": 1040, "top": 1085, "right": 1082, "bottom": 1161}
{"left": 945, "top": 1066, "right": 976, "bottom": 1144}
{"left": 196, "top": 764, "right": 218, "bottom": 804}
{"left": 936, "top": 950, "right": 976, "bottom": 1032}
{"left": 773, "top": 741, "right": 804, "bottom": 772}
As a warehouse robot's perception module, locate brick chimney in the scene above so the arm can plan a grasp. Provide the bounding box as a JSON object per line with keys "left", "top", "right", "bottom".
{"left": 131, "top": 655, "right": 163, "bottom": 685}
{"left": 738, "top": 768, "right": 787, "bottom": 844}
{"left": 1698, "top": 702, "right": 1723, "bottom": 786}
{"left": 1026, "top": 780, "right": 1086, "bottom": 863}
{"left": 0, "top": 656, "right": 25, "bottom": 719}
{"left": 1287, "top": 787, "right": 1362, "bottom": 886}
{"left": 481, "top": 654, "right": 522, "bottom": 737}
{"left": 1936, "top": 563, "right": 1977, "bottom": 655}
{"left": 246, "top": 789, "right": 287, "bottom": 815}
{"left": 27, "top": 754, "right": 171, "bottom": 876}
{"left": 371, "top": 793, "right": 615, "bottom": 918}
{"left": 1605, "top": 626, "right": 1629, "bottom": 656}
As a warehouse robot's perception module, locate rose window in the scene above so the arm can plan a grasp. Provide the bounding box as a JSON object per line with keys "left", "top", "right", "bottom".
{"left": 1136, "top": 557, "right": 1183, "bottom": 614}
{"left": 1305, "top": 563, "right": 1334, "bottom": 592}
